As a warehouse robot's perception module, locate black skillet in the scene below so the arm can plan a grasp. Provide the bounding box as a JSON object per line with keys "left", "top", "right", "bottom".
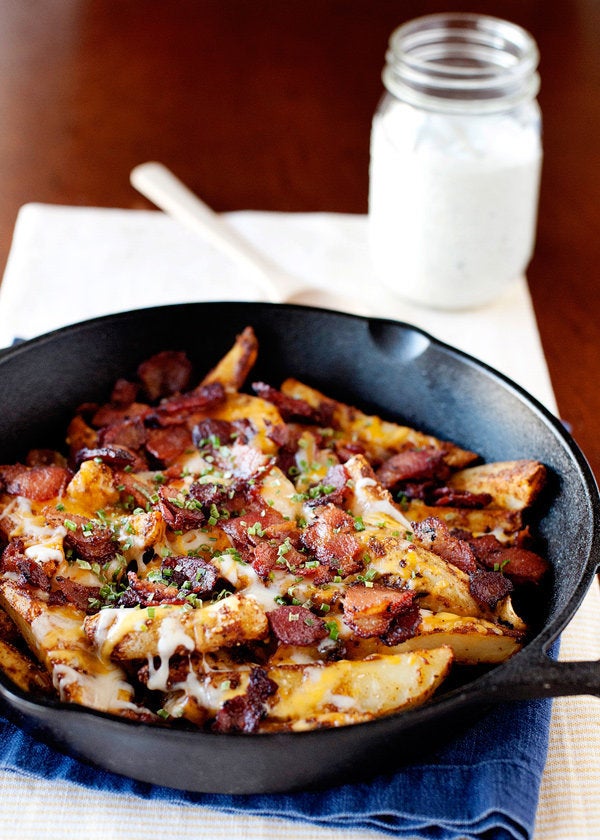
{"left": 0, "top": 302, "right": 598, "bottom": 794}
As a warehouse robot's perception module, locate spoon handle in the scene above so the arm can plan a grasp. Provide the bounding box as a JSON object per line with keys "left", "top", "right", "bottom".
{"left": 130, "top": 162, "right": 294, "bottom": 303}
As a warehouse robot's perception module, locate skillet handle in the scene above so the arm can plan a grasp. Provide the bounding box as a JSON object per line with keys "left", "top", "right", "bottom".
{"left": 491, "top": 655, "right": 600, "bottom": 700}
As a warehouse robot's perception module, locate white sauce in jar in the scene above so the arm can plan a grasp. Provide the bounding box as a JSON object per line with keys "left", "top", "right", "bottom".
{"left": 368, "top": 14, "right": 543, "bottom": 310}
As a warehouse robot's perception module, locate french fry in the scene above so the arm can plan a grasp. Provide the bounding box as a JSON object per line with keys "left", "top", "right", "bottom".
{"left": 448, "top": 460, "right": 547, "bottom": 510}
{"left": 200, "top": 326, "right": 259, "bottom": 392}
{"left": 84, "top": 594, "right": 269, "bottom": 661}
{"left": 281, "top": 378, "right": 478, "bottom": 468}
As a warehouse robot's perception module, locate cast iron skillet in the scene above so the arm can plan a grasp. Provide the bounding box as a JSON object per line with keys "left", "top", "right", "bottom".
{"left": 0, "top": 302, "right": 598, "bottom": 794}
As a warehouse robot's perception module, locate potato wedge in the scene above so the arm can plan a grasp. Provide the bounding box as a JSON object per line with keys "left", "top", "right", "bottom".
{"left": 0, "top": 636, "right": 53, "bottom": 696}
{"left": 281, "top": 378, "right": 477, "bottom": 468}
{"left": 406, "top": 500, "right": 522, "bottom": 541}
{"left": 165, "top": 648, "right": 454, "bottom": 730}
{"left": 200, "top": 326, "right": 258, "bottom": 393}
{"left": 84, "top": 593, "right": 269, "bottom": 661}
{"left": 448, "top": 460, "right": 546, "bottom": 510}
{"left": 0, "top": 580, "right": 136, "bottom": 713}
{"left": 344, "top": 612, "right": 522, "bottom": 664}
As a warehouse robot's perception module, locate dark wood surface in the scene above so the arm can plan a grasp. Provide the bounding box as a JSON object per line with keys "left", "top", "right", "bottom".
{"left": 1, "top": 0, "right": 599, "bottom": 476}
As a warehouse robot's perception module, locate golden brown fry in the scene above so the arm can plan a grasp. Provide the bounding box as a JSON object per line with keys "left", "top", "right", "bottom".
{"left": 0, "top": 580, "right": 136, "bottom": 713}
{"left": 84, "top": 594, "right": 270, "bottom": 661}
{"left": 406, "top": 500, "right": 522, "bottom": 540}
{"left": 164, "top": 648, "right": 454, "bottom": 730}
{"left": 281, "top": 378, "right": 477, "bottom": 468}
{"left": 0, "top": 636, "right": 53, "bottom": 696}
{"left": 448, "top": 460, "right": 547, "bottom": 510}
{"left": 200, "top": 326, "right": 259, "bottom": 392}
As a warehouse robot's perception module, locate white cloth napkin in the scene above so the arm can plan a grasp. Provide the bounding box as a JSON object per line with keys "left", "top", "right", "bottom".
{"left": 0, "top": 203, "right": 598, "bottom": 840}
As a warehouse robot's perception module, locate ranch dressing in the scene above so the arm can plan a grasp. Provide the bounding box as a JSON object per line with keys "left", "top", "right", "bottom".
{"left": 368, "top": 14, "right": 542, "bottom": 309}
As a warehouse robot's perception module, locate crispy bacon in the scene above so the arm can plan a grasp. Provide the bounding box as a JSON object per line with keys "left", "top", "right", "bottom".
{"left": 137, "top": 350, "right": 193, "bottom": 401}
{"left": 110, "top": 378, "right": 140, "bottom": 406}
{"left": 46, "top": 510, "right": 117, "bottom": 564}
{"left": 412, "top": 516, "right": 477, "bottom": 574}
{"left": 145, "top": 425, "right": 193, "bottom": 465}
{"left": 343, "top": 584, "right": 415, "bottom": 638}
{"left": 301, "top": 504, "right": 363, "bottom": 576}
{"left": 376, "top": 447, "right": 450, "bottom": 489}
{"left": 192, "top": 418, "right": 236, "bottom": 448}
{"left": 157, "top": 487, "right": 206, "bottom": 532}
{"left": 306, "top": 464, "right": 349, "bottom": 507}
{"left": 252, "top": 532, "right": 306, "bottom": 578}
{"left": 50, "top": 576, "right": 101, "bottom": 612}
{"left": 252, "top": 382, "right": 324, "bottom": 424}
{"left": 221, "top": 509, "right": 286, "bottom": 555}
{"left": 118, "top": 571, "right": 185, "bottom": 607}
{"left": 469, "top": 568, "right": 513, "bottom": 609}
{"left": 74, "top": 446, "right": 137, "bottom": 470}
{"left": 152, "top": 381, "right": 226, "bottom": 421}
{"left": 92, "top": 402, "right": 150, "bottom": 427}
{"left": 382, "top": 603, "right": 422, "bottom": 646}
{"left": 161, "top": 554, "right": 219, "bottom": 596}
{"left": 98, "top": 417, "right": 147, "bottom": 451}
{"left": 267, "top": 605, "right": 328, "bottom": 646}
{"left": 213, "top": 667, "right": 278, "bottom": 734}
{"left": 0, "top": 464, "right": 70, "bottom": 501}
{"left": 471, "top": 537, "right": 549, "bottom": 586}
{"left": 429, "top": 486, "right": 493, "bottom": 508}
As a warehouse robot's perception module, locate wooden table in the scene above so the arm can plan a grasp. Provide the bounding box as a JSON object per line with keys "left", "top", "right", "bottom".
{"left": 1, "top": 0, "right": 599, "bottom": 477}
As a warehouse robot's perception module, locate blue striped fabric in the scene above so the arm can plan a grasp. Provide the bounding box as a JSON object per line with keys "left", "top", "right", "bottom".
{"left": 0, "top": 693, "right": 552, "bottom": 840}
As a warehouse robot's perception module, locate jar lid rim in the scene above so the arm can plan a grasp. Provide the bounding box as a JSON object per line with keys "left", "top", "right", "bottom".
{"left": 383, "top": 13, "right": 540, "bottom": 109}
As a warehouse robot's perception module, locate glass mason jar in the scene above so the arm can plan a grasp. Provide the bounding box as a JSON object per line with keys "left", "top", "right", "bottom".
{"left": 368, "top": 14, "right": 542, "bottom": 309}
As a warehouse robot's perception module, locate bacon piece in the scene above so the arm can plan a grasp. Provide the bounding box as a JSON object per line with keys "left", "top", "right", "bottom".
{"left": 252, "top": 382, "right": 324, "bottom": 424}
{"left": 412, "top": 516, "right": 477, "bottom": 574}
{"left": 252, "top": 535, "right": 306, "bottom": 578}
{"left": 301, "top": 504, "right": 363, "bottom": 577}
{"left": 471, "top": 538, "right": 549, "bottom": 586}
{"left": 152, "top": 382, "right": 226, "bottom": 422}
{"left": 267, "top": 605, "right": 328, "bottom": 646}
{"left": 157, "top": 487, "right": 206, "bottom": 532}
{"left": 161, "top": 554, "right": 219, "bottom": 596}
{"left": 0, "top": 539, "right": 26, "bottom": 574}
{"left": 118, "top": 571, "right": 185, "bottom": 607}
{"left": 137, "top": 350, "right": 193, "bottom": 401}
{"left": 342, "top": 584, "right": 415, "bottom": 638}
{"left": 213, "top": 667, "right": 278, "bottom": 734}
{"left": 187, "top": 479, "right": 247, "bottom": 517}
{"left": 334, "top": 440, "right": 368, "bottom": 463}
{"left": 469, "top": 569, "right": 513, "bottom": 609}
{"left": 145, "top": 425, "right": 193, "bottom": 465}
{"left": 429, "top": 486, "right": 493, "bottom": 508}
{"left": 113, "top": 470, "right": 154, "bottom": 510}
{"left": 376, "top": 448, "right": 450, "bottom": 489}
{"left": 50, "top": 576, "right": 101, "bottom": 613}
{"left": 74, "top": 446, "right": 137, "bottom": 470}
{"left": 110, "top": 378, "right": 140, "bottom": 406}
{"left": 92, "top": 402, "right": 150, "bottom": 427}
{"left": 382, "top": 603, "right": 422, "bottom": 646}
{"left": 0, "top": 464, "right": 70, "bottom": 501}
{"left": 306, "top": 464, "right": 349, "bottom": 507}
{"left": 98, "top": 417, "right": 147, "bottom": 451}
{"left": 46, "top": 511, "right": 116, "bottom": 564}
{"left": 221, "top": 509, "right": 286, "bottom": 555}
{"left": 192, "top": 418, "right": 236, "bottom": 448}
